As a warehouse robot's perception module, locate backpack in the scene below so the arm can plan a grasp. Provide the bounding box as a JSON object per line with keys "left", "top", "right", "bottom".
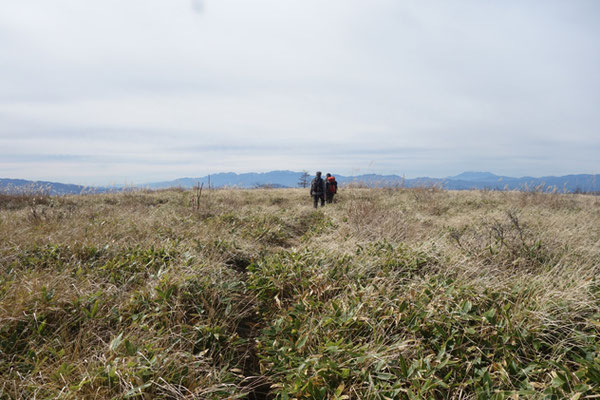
{"left": 327, "top": 177, "right": 337, "bottom": 194}
{"left": 311, "top": 177, "right": 324, "bottom": 193}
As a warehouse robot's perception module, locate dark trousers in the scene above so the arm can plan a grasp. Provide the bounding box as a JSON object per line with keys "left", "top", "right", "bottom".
{"left": 326, "top": 193, "right": 335, "bottom": 204}
{"left": 313, "top": 194, "right": 325, "bottom": 208}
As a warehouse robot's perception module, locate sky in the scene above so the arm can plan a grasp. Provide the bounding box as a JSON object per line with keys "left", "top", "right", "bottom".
{"left": 1, "top": 0, "right": 599, "bottom": 185}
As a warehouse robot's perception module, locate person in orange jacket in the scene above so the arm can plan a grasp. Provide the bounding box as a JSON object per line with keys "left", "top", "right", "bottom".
{"left": 325, "top": 173, "right": 338, "bottom": 204}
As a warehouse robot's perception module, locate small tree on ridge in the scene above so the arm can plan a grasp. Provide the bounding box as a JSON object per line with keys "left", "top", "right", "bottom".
{"left": 298, "top": 171, "right": 310, "bottom": 188}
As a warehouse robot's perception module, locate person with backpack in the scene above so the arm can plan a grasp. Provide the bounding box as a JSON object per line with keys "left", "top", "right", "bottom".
{"left": 310, "top": 171, "right": 326, "bottom": 208}
{"left": 325, "top": 173, "right": 338, "bottom": 203}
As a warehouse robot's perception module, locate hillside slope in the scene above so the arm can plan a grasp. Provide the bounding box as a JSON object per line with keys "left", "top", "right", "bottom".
{"left": 0, "top": 178, "right": 93, "bottom": 195}
{"left": 1, "top": 188, "right": 599, "bottom": 398}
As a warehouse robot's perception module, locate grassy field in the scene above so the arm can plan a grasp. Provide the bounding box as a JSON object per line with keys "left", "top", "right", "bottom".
{"left": 1, "top": 187, "right": 599, "bottom": 399}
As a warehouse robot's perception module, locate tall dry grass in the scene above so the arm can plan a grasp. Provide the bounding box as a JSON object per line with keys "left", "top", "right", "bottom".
{"left": 0, "top": 188, "right": 598, "bottom": 399}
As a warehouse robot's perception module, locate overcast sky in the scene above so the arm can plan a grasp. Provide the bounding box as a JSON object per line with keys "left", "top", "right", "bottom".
{"left": 1, "top": 0, "right": 598, "bottom": 185}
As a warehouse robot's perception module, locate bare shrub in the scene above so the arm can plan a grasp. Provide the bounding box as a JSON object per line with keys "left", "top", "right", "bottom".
{"left": 448, "top": 209, "right": 560, "bottom": 273}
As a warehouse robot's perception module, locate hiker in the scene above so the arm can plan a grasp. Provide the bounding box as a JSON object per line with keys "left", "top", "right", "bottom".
{"left": 310, "top": 171, "right": 326, "bottom": 208}
{"left": 325, "top": 173, "right": 338, "bottom": 203}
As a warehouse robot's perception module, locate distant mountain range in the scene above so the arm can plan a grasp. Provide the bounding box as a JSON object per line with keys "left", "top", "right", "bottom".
{"left": 2, "top": 171, "right": 599, "bottom": 195}
{"left": 0, "top": 178, "right": 101, "bottom": 196}
{"left": 144, "top": 171, "right": 600, "bottom": 192}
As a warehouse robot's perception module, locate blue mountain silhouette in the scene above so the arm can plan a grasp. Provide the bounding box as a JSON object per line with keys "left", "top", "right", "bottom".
{"left": 2, "top": 172, "right": 599, "bottom": 194}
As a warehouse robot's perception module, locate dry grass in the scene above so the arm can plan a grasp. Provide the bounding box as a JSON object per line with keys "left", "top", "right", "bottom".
{"left": 0, "top": 188, "right": 599, "bottom": 399}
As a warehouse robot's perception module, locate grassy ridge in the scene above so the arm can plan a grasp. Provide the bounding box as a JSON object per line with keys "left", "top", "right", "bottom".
{"left": 0, "top": 188, "right": 599, "bottom": 399}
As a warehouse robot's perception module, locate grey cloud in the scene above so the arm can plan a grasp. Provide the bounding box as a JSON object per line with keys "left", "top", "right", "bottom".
{"left": 0, "top": 0, "right": 598, "bottom": 184}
